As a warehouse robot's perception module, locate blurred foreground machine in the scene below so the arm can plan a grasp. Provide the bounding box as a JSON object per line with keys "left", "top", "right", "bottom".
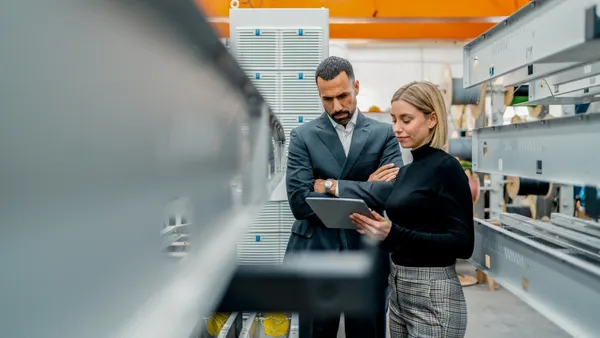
{"left": 0, "top": 1, "right": 380, "bottom": 337}
{"left": 464, "top": 1, "right": 600, "bottom": 337}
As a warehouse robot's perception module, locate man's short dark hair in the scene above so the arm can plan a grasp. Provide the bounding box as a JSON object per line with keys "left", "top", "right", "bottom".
{"left": 315, "top": 56, "right": 355, "bottom": 84}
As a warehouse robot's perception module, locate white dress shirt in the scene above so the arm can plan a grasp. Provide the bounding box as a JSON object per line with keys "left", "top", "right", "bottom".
{"left": 327, "top": 111, "right": 358, "bottom": 196}
{"left": 328, "top": 110, "right": 358, "bottom": 156}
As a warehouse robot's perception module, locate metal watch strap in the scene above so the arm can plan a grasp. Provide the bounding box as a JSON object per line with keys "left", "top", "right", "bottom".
{"left": 324, "top": 179, "right": 333, "bottom": 194}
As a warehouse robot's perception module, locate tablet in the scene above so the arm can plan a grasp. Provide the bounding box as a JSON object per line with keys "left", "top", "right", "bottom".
{"left": 306, "top": 197, "right": 372, "bottom": 229}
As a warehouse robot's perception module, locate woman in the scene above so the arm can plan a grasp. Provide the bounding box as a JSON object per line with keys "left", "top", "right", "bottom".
{"left": 350, "top": 81, "right": 474, "bottom": 338}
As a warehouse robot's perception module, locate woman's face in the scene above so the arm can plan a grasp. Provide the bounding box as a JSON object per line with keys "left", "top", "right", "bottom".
{"left": 390, "top": 99, "right": 436, "bottom": 149}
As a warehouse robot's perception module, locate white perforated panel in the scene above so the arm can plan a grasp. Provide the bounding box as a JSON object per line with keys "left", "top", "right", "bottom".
{"left": 277, "top": 113, "right": 321, "bottom": 156}
{"left": 277, "top": 113, "right": 321, "bottom": 142}
{"left": 280, "top": 72, "right": 322, "bottom": 115}
{"left": 237, "top": 201, "right": 296, "bottom": 265}
{"left": 251, "top": 202, "right": 280, "bottom": 232}
{"left": 281, "top": 28, "right": 324, "bottom": 70}
{"left": 229, "top": 10, "right": 328, "bottom": 265}
{"left": 237, "top": 232, "right": 282, "bottom": 265}
{"left": 234, "top": 28, "right": 278, "bottom": 71}
{"left": 237, "top": 202, "right": 281, "bottom": 265}
{"left": 247, "top": 71, "right": 280, "bottom": 113}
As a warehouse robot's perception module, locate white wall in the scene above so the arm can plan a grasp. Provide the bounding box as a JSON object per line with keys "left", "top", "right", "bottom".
{"left": 330, "top": 42, "right": 464, "bottom": 111}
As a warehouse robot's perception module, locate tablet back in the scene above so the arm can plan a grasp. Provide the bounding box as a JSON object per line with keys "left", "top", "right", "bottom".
{"left": 306, "top": 197, "right": 372, "bottom": 229}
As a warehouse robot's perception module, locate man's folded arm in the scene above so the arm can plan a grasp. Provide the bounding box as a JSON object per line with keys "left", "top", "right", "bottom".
{"left": 337, "top": 126, "right": 404, "bottom": 208}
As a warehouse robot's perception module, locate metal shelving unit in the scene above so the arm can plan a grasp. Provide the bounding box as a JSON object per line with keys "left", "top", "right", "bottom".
{"left": 463, "top": 0, "right": 600, "bottom": 90}
{"left": 472, "top": 112, "right": 600, "bottom": 186}
{"left": 465, "top": 1, "right": 600, "bottom": 337}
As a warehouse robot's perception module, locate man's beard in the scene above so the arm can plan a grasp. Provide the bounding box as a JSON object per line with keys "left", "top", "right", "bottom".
{"left": 331, "top": 109, "right": 352, "bottom": 125}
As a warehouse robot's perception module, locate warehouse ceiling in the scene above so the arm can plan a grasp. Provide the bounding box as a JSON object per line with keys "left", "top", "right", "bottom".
{"left": 196, "top": 0, "right": 530, "bottom": 40}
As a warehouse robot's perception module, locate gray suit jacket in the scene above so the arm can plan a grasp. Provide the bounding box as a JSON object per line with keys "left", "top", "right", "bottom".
{"left": 285, "top": 111, "right": 403, "bottom": 255}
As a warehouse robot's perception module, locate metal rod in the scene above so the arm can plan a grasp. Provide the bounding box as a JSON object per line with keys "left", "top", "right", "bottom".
{"left": 470, "top": 218, "right": 600, "bottom": 337}
{"left": 500, "top": 213, "right": 600, "bottom": 261}
{"left": 551, "top": 213, "right": 600, "bottom": 237}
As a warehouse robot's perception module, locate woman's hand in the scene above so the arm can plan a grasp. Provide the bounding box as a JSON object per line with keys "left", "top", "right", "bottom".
{"left": 350, "top": 209, "right": 392, "bottom": 241}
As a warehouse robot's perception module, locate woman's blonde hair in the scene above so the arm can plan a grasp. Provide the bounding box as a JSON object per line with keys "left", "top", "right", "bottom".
{"left": 391, "top": 81, "right": 448, "bottom": 150}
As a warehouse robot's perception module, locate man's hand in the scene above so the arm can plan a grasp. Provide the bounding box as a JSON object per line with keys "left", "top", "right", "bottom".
{"left": 314, "top": 179, "right": 326, "bottom": 194}
{"left": 314, "top": 179, "right": 338, "bottom": 195}
{"left": 368, "top": 163, "right": 399, "bottom": 182}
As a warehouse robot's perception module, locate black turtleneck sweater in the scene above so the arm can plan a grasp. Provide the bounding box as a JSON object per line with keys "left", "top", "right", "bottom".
{"left": 381, "top": 145, "right": 474, "bottom": 267}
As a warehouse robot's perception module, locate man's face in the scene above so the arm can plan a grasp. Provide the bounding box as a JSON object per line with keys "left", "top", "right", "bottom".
{"left": 316, "top": 72, "right": 359, "bottom": 126}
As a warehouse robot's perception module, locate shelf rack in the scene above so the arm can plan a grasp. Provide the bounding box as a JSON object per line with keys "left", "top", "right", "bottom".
{"left": 472, "top": 217, "right": 600, "bottom": 337}
{"left": 472, "top": 112, "right": 600, "bottom": 186}
{"left": 463, "top": 0, "right": 600, "bottom": 90}
{"left": 465, "top": 1, "right": 600, "bottom": 337}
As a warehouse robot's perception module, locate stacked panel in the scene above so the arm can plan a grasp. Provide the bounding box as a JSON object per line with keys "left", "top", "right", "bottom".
{"left": 230, "top": 12, "right": 328, "bottom": 265}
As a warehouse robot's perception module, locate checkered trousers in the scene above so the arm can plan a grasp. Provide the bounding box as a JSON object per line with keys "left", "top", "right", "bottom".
{"left": 388, "top": 264, "right": 467, "bottom": 338}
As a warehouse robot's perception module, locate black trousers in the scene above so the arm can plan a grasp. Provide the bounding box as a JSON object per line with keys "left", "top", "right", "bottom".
{"left": 299, "top": 286, "right": 388, "bottom": 338}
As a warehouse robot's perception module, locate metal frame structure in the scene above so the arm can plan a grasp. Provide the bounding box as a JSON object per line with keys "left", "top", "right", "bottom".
{"left": 470, "top": 217, "right": 600, "bottom": 338}
{"left": 472, "top": 112, "right": 600, "bottom": 187}
{"left": 113, "top": 2, "right": 287, "bottom": 337}
{"left": 463, "top": 0, "right": 600, "bottom": 90}
{"left": 465, "top": 1, "right": 600, "bottom": 337}
{"left": 197, "top": 312, "right": 243, "bottom": 338}
{"left": 238, "top": 313, "right": 299, "bottom": 338}
{"left": 1, "top": 0, "right": 287, "bottom": 337}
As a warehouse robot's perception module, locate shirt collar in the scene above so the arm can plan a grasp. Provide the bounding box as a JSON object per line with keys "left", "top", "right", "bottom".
{"left": 328, "top": 109, "right": 358, "bottom": 130}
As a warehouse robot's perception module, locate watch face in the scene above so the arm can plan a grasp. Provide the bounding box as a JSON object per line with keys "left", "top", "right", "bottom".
{"left": 325, "top": 180, "right": 332, "bottom": 188}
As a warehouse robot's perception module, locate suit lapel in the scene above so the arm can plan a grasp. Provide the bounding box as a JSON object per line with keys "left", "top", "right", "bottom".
{"left": 340, "top": 112, "right": 373, "bottom": 179}
{"left": 316, "top": 113, "right": 346, "bottom": 170}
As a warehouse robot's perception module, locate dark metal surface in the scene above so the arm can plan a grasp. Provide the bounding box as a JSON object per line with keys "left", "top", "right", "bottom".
{"left": 584, "top": 186, "right": 600, "bottom": 220}
{"left": 585, "top": 4, "right": 600, "bottom": 41}
{"left": 448, "top": 137, "right": 472, "bottom": 162}
{"left": 218, "top": 250, "right": 381, "bottom": 316}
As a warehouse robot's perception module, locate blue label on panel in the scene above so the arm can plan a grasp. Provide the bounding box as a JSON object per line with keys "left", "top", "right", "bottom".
{"left": 298, "top": 29, "right": 304, "bottom": 36}
{"left": 298, "top": 73, "right": 304, "bottom": 80}
{"left": 255, "top": 73, "right": 261, "bottom": 79}
{"left": 255, "top": 235, "right": 261, "bottom": 242}
{"left": 255, "top": 29, "right": 261, "bottom": 36}
{"left": 298, "top": 116, "right": 304, "bottom": 123}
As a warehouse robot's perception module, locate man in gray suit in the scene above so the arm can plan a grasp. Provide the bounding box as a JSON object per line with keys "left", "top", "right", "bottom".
{"left": 285, "top": 56, "right": 403, "bottom": 338}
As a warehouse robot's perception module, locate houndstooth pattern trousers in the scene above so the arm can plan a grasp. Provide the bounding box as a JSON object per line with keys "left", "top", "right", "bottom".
{"left": 388, "top": 264, "right": 468, "bottom": 338}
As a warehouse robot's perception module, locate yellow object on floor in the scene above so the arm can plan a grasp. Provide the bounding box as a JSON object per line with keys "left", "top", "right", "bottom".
{"left": 206, "top": 312, "right": 229, "bottom": 336}
{"left": 263, "top": 313, "right": 290, "bottom": 337}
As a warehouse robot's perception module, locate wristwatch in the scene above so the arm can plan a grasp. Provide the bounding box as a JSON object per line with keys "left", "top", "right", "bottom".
{"left": 324, "top": 179, "right": 334, "bottom": 195}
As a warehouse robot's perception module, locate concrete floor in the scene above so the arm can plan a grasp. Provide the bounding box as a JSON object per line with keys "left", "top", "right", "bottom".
{"left": 336, "top": 261, "right": 569, "bottom": 338}
{"left": 457, "top": 261, "right": 568, "bottom": 338}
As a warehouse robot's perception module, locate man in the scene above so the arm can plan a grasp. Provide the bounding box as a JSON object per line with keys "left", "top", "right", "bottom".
{"left": 285, "top": 56, "right": 403, "bottom": 338}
